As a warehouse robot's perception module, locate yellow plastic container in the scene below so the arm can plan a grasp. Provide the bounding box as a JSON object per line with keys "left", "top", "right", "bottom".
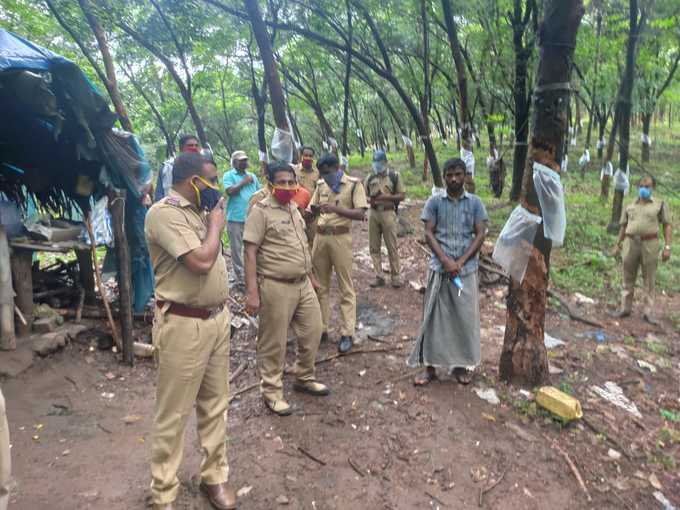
{"left": 536, "top": 386, "right": 583, "bottom": 421}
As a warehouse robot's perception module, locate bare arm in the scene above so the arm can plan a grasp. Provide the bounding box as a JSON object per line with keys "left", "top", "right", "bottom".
{"left": 318, "top": 203, "right": 366, "bottom": 221}
{"left": 374, "top": 192, "right": 405, "bottom": 203}
{"left": 244, "top": 242, "right": 260, "bottom": 315}
{"left": 424, "top": 219, "right": 459, "bottom": 276}
{"left": 225, "top": 177, "right": 252, "bottom": 196}
{"left": 181, "top": 202, "right": 226, "bottom": 275}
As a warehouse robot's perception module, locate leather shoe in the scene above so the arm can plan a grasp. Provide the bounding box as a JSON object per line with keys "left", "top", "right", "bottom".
{"left": 391, "top": 277, "right": 403, "bottom": 288}
{"left": 263, "top": 397, "right": 293, "bottom": 416}
{"left": 293, "top": 380, "right": 330, "bottom": 396}
{"left": 152, "top": 505, "right": 175, "bottom": 510}
{"left": 643, "top": 314, "right": 660, "bottom": 326}
{"left": 338, "top": 335, "right": 353, "bottom": 353}
{"left": 200, "top": 482, "right": 237, "bottom": 510}
{"left": 370, "top": 277, "right": 385, "bottom": 288}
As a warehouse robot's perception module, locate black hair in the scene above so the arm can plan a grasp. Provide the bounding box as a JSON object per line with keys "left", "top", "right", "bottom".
{"left": 301, "top": 146, "right": 316, "bottom": 156}
{"left": 178, "top": 134, "right": 199, "bottom": 150}
{"left": 317, "top": 153, "right": 339, "bottom": 170}
{"left": 172, "top": 152, "right": 208, "bottom": 184}
{"left": 638, "top": 174, "right": 656, "bottom": 187}
{"left": 442, "top": 157, "right": 466, "bottom": 174}
{"left": 266, "top": 161, "right": 295, "bottom": 183}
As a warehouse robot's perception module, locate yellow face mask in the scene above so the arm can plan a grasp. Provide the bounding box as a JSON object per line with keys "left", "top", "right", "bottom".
{"left": 191, "top": 176, "right": 221, "bottom": 210}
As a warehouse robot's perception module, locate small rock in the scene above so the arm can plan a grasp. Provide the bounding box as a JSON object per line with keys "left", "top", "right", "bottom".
{"left": 32, "top": 333, "right": 67, "bottom": 356}
{"left": 237, "top": 486, "right": 253, "bottom": 497}
{"left": 276, "top": 495, "right": 290, "bottom": 505}
{"left": 105, "top": 372, "right": 116, "bottom": 380}
{"left": 33, "top": 317, "right": 57, "bottom": 334}
{"left": 649, "top": 473, "right": 662, "bottom": 490}
{"left": 101, "top": 392, "right": 115, "bottom": 400}
{"left": 607, "top": 449, "right": 621, "bottom": 460}
{"left": 473, "top": 388, "right": 500, "bottom": 405}
{"left": 122, "top": 415, "right": 141, "bottom": 424}
{"left": 62, "top": 449, "right": 70, "bottom": 456}
{"left": 272, "top": 436, "right": 284, "bottom": 451}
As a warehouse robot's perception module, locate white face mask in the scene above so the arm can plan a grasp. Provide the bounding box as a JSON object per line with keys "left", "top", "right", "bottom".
{"left": 372, "top": 161, "right": 386, "bottom": 174}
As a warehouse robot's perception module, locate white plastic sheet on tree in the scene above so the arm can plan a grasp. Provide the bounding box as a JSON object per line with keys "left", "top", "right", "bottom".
{"left": 271, "top": 127, "right": 294, "bottom": 163}
{"left": 640, "top": 133, "right": 652, "bottom": 145}
{"left": 533, "top": 162, "right": 566, "bottom": 247}
{"left": 356, "top": 129, "right": 363, "bottom": 139}
{"left": 600, "top": 161, "right": 613, "bottom": 181}
{"left": 322, "top": 141, "right": 329, "bottom": 151}
{"left": 460, "top": 148, "right": 475, "bottom": 177}
{"left": 431, "top": 186, "right": 446, "bottom": 198}
{"left": 401, "top": 134, "right": 413, "bottom": 148}
{"left": 613, "top": 168, "right": 630, "bottom": 194}
{"left": 561, "top": 155, "right": 569, "bottom": 173}
{"left": 492, "top": 205, "right": 542, "bottom": 283}
{"left": 578, "top": 149, "right": 590, "bottom": 167}
{"left": 340, "top": 154, "right": 349, "bottom": 170}
{"left": 596, "top": 138, "right": 606, "bottom": 150}
{"left": 328, "top": 137, "right": 338, "bottom": 150}
{"left": 258, "top": 150, "right": 268, "bottom": 163}
{"left": 89, "top": 196, "right": 114, "bottom": 247}
{"left": 570, "top": 137, "right": 577, "bottom": 146}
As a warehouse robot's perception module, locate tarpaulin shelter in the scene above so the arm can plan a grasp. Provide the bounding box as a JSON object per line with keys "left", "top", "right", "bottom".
{"left": 0, "top": 29, "right": 153, "bottom": 314}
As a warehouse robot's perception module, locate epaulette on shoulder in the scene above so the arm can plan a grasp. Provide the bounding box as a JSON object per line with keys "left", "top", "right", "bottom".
{"left": 163, "top": 196, "right": 182, "bottom": 206}
{"left": 316, "top": 178, "right": 326, "bottom": 185}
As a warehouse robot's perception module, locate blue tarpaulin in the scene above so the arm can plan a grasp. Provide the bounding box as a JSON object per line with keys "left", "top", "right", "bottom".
{"left": 0, "top": 29, "right": 153, "bottom": 312}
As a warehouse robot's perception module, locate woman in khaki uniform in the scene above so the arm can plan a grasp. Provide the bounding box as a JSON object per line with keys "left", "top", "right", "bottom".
{"left": 243, "top": 161, "right": 330, "bottom": 416}
{"left": 613, "top": 175, "right": 672, "bottom": 324}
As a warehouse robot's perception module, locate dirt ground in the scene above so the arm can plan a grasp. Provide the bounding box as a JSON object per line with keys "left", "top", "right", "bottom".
{"left": 2, "top": 199, "right": 679, "bottom": 510}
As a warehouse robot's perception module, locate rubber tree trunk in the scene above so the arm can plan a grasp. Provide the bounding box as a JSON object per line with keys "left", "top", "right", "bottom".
{"left": 597, "top": 111, "right": 607, "bottom": 160}
{"left": 244, "top": 0, "right": 288, "bottom": 131}
{"left": 608, "top": 0, "right": 641, "bottom": 231}
{"left": 499, "top": 0, "right": 584, "bottom": 387}
{"left": 641, "top": 112, "right": 651, "bottom": 162}
{"left": 110, "top": 189, "right": 134, "bottom": 366}
{"left": 10, "top": 248, "right": 32, "bottom": 337}
{"left": 340, "top": 0, "right": 352, "bottom": 158}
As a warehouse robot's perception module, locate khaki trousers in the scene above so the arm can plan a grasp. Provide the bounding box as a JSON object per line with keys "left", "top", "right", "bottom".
{"left": 368, "top": 209, "right": 400, "bottom": 280}
{"left": 150, "top": 307, "right": 230, "bottom": 505}
{"left": 312, "top": 233, "right": 356, "bottom": 336}
{"left": 257, "top": 277, "right": 323, "bottom": 401}
{"left": 621, "top": 237, "right": 659, "bottom": 316}
{"left": 0, "top": 389, "right": 10, "bottom": 510}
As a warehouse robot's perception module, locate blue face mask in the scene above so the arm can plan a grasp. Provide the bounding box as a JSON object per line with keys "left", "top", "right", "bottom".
{"left": 322, "top": 169, "right": 344, "bottom": 193}
{"left": 371, "top": 161, "right": 386, "bottom": 174}
{"left": 639, "top": 186, "right": 652, "bottom": 200}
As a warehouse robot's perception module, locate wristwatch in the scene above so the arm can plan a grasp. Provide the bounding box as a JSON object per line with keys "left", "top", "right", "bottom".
{"left": 664, "top": 245, "right": 671, "bottom": 251}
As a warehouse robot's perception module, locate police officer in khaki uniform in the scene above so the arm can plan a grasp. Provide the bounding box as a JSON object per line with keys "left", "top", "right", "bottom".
{"left": 243, "top": 161, "right": 329, "bottom": 416}
{"left": 145, "top": 153, "right": 236, "bottom": 510}
{"left": 364, "top": 150, "right": 405, "bottom": 288}
{"left": 295, "top": 146, "right": 320, "bottom": 248}
{"left": 613, "top": 175, "right": 672, "bottom": 325}
{"left": 310, "top": 153, "right": 368, "bottom": 353}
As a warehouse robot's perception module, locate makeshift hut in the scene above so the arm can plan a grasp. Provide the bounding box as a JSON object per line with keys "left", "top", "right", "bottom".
{"left": 0, "top": 29, "right": 154, "bottom": 363}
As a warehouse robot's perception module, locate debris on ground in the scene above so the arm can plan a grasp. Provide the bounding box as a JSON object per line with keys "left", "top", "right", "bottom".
{"left": 544, "top": 332, "right": 565, "bottom": 349}
{"left": 573, "top": 293, "right": 596, "bottom": 305}
{"left": 654, "top": 490, "right": 677, "bottom": 510}
{"left": 636, "top": 359, "right": 657, "bottom": 373}
{"left": 474, "top": 387, "right": 500, "bottom": 405}
{"left": 590, "top": 381, "right": 642, "bottom": 418}
{"left": 536, "top": 386, "right": 582, "bottom": 421}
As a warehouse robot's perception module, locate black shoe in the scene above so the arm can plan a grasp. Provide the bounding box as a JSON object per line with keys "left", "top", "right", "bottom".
{"left": 338, "top": 336, "right": 353, "bottom": 353}
{"left": 320, "top": 332, "right": 328, "bottom": 343}
{"left": 643, "top": 314, "right": 660, "bottom": 326}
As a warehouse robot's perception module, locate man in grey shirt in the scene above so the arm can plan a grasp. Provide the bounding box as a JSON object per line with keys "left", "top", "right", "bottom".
{"left": 408, "top": 158, "right": 488, "bottom": 385}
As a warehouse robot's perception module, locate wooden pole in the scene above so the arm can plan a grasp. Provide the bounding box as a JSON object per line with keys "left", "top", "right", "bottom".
{"left": 0, "top": 226, "right": 16, "bottom": 350}
{"left": 9, "top": 247, "right": 33, "bottom": 337}
{"left": 85, "top": 215, "right": 121, "bottom": 351}
{"left": 109, "top": 189, "right": 134, "bottom": 366}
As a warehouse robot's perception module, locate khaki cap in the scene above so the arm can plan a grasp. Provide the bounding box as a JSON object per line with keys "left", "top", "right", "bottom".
{"left": 231, "top": 150, "right": 248, "bottom": 161}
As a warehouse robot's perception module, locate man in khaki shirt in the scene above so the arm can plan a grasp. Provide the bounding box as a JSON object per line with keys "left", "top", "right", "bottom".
{"left": 310, "top": 153, "right": 368, "bottom": 353}
{"left": 295, "top": 146, "right": 319, "bottom": 248}
{"left": 364, "top": 150, "right": 405, "bottom": 288}
{"left": 243, "top": 161, "right": 329, "bottom": 416}
{"left": 145, "top": 152, "right": 236, "bottom": 510}
{"left": 613, "top": 175, "right": 672, "bottom": 324}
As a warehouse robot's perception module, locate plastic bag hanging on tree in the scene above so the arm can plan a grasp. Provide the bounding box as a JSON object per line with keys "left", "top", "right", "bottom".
{"left": 258, "top": 150, "right": 268, "bottom": 163}
{"left": 578, "top": 149, "right": 590, "bottom": 168}
{"left": 561, "top": 155, "right": 569, "bottom": 173}
{"left": 533, "top": 162, "right": 567, "bottom": 247}
{"left": 600, "top": 161, "right": 613, "bottom": 181}
{"left": 270, "top": 127, "right": 294, "bottom": 164}
{"left": 401, "top": 134, "right": 413, "bottom": 148}
{"left": 613, "top": 168, "right": 630, "bottom": 195}
{"left": 460, "top": 148, "right": 475, "bottom": 177}
{"left": 492, "top": 205, "right": 542, "bottom": 283}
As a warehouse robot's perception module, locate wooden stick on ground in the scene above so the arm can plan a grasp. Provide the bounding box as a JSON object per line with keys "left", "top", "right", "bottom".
{"left": 228, "top": 381, "right": 259, "bottom": 403}
{"left": 315, "top": 347, "right": 402, "bottom": 367}
{"left": 348, "top": 457, "right": 366, "bottom": 477}
{"left": 229, "top": 362, "right": 248, "bottom": 384}
{"left": 297, "top": 446, "right": 326, "bottom": 466}
{"left": 424, "top": 490, "right": 447, "bottom": 507}
{"left": 548, "top": 438, "right": 592, "bottom": 502}
{"left": 478, "top": 467, "right": 508, "bottom": 507}
{"left": 85, "top": 217, "right": 121, "bottom": 350}
{"left": 547, "top": 289, "right": 604, "bottom": 329}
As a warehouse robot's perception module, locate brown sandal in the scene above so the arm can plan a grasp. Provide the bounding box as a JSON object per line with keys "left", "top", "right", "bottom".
{"left": 454, "top": 367, "right": 473, "bottom": 385}
{"left": 414, "top": 367, "right": 437, "bottom": 386}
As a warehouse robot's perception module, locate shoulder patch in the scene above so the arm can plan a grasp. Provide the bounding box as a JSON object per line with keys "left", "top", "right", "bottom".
{"left": 163, "top": 196, "right": 181, "bottom": 206}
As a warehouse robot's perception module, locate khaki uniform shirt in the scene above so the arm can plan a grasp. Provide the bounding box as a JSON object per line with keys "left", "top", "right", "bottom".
{"left": 621, "top": 197, "right": 671, "bottom": 236}
{"left": 311, "top": 173, "right": 368, "bottom": 229}
{"left": 247, "top": 186, "right": 271, "bottom": 214}
{"left": 364, "top": 170, "right": 405, "bottom": 209}
{"left": 243, "top": 195, "right": 312, "bottom": 279}
{"left": 295, "top": 164, "right": 320, "bottom": 195}
{"left": 144, "top": 189, "right": 229, "bottom": 308}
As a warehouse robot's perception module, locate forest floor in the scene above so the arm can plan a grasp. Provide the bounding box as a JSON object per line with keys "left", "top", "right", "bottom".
{"left": 1, "top": 192, "right": 679, "bottom": 509}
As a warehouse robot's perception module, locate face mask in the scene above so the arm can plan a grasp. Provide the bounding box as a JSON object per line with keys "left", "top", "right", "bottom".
{"left": 272, "top": 185, "right": 298, "bottom": 204}
{"left": 322, "top": 169, "right": 343, "bottom": 193}
{"left": 185, "top": 146, "right": 200, "bottom": 153}
{"left": 192, "top": 176, "right": 221, "bottom": 210}
{"left": 638, "top": 186, "right": 651, "bottom": 200}
{"left": 301, "top": 157, "right": 314, "bottom": 170}
{"left": 371, "top": 161, "right": 386, "bottom": 174}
